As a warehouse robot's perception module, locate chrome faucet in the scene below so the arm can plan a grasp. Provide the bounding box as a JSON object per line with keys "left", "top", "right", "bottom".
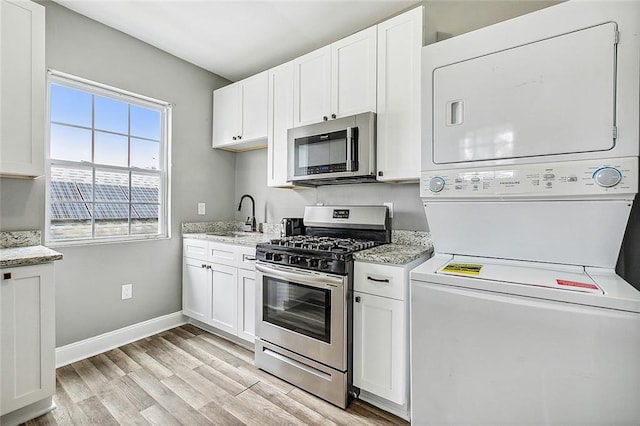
{"left": 237, "top": 194, "right": 257, "bottom": 232}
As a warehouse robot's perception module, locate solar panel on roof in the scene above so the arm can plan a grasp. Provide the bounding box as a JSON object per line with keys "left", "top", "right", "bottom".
{"left": 50, "top": 181, "right": 83, "bottom": 201}
{"left": 93, "top": 203, "right": 131, "bottom": 219}
{"left": 133, "top": 204, "right": 158, "bottom": 219}
{"left": 76, "top": 183, "right": 93, "bottom": 201}
{"left": 50, "top": 202, "right": 91, "bottom": 220}
{"left": 128, "top": 186, "right": 158, "bottom": 203}
{"left": 95, "top": 184, "right": 128, "bottom": 202}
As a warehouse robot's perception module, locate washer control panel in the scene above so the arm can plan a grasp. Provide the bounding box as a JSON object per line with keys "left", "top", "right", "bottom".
{"left": 421, "top": 157, "right": 638, "bottom": 199}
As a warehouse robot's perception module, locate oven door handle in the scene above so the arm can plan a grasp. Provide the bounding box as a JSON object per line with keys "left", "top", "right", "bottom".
{"left": 256, "top": 262, "right": 344, "bottom": 289}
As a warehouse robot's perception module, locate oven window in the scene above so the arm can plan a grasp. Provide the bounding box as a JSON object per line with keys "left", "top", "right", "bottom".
{"left": 263, "top": 276, "right": 331, "bottom": 343}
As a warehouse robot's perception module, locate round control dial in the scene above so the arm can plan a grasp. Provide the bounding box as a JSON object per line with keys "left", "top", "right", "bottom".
{"left": 593, "top": 167, "right": 622, "bottom": 188}
{"left": 428, "top": 177, "right": 446, "bottom": 193}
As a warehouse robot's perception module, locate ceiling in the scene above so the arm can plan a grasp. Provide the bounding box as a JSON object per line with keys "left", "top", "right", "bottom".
{"left": 52, "top": 0, "right": 420, "bottom": 82}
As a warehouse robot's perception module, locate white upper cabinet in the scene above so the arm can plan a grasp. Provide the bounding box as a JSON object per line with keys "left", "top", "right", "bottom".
{"left": 292, "top": 46, "right": 331, "bottom": 127}
{"left": 331, "top": 26, "right": 377, "bottom": 119}
{"left": 267, "top": 62, "right": 294, "bottom": 188}
{"left": 212, "top": 70, "right": 268, "bottom": 151}
{"left": 293, "top": 26, "right": 377, "bottom": 127}
{"left": 0, "top": 0, "right": 45, "bottom": 179}
{"left": 376, "top": 7, "right": 423, "bottom": 182}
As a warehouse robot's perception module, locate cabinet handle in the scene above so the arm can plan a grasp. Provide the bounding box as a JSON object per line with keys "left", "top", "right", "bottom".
{"left": 323, "top": 116, "right": 328, "bottom": 121}
{"left": 355, "top": 296, "right": 361, "bottom": 303}
{"left": 201, "top": 264, "right": 206, "bottom": 268}
{"left": 232, "top": 136, "right": 237, "bottom": 141}
{"left": 243, "top": 255, "right": 256, "bottom": 262}
{"left": 207, "top": 265, "right": 212, "bottom": 270}
{"left": 367, "top": 276, "right": 390, "bottom": 283}
{"left": 3, "top": 272, "right": 11, "bottom": 280}
{"left": 378, "top": 171, "right": 384, "bottom": 177}
{"left": 331, "top": 113, "right": 336, "bottom": 119}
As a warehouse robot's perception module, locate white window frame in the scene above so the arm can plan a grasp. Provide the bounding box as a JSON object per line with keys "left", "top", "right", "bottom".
{"left": 45, "top": 70, "right": 172, "bottom": 246}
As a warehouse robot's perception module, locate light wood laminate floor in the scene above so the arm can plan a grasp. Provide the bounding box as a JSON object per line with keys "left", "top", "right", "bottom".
{"left": 23, "top": 325, "right": 409, "bottom": 426}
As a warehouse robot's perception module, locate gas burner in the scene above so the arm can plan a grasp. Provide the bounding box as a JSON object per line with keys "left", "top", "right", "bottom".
{"left": 267, "top": 236, "right": 377, "bottom": 254}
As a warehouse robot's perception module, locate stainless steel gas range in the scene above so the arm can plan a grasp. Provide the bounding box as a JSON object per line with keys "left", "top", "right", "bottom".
{"left": 254, "top": 205, "right": 391, "bottom": 408}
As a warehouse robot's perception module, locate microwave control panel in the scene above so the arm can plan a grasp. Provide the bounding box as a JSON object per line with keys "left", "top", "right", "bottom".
{"left": 421, "top": 157, "right": 638, "bottom": 199}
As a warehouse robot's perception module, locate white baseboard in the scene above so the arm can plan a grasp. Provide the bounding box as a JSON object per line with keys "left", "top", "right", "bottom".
{"left": 55, "top": 312, "right": 186, "bottom": 367}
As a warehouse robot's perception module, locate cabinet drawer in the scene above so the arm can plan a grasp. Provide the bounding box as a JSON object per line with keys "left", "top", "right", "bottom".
{"left": 354, "top": 262, "right": 406, "bottom": 300}
{"left": 237, "top": 246, "right": 257, "bottom": 270}
{"left": 183, "top": 239, "right": 209, "bottom": 261}
{"left": 209, "top": 242, "right": 237, "bottom": 266}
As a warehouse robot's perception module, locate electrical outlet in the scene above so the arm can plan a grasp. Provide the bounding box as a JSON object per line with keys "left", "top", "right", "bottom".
{"left": 121, "top": 283, "right": 132, "bottom": 300}
{"left": 197, "top": 202, "right": 206, "bottom": 215}
{"left": 383, "top": 202, "right": 394, "bottom": 218}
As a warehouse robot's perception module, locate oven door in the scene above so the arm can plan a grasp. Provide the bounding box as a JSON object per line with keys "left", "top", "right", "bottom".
{"left": 255, "top": 261, "right": 347, "bottom": 371}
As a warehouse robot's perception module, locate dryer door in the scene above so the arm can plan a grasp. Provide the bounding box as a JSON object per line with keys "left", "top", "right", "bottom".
{"left": 432, "top": 22, "right": 617, "bottom": 164}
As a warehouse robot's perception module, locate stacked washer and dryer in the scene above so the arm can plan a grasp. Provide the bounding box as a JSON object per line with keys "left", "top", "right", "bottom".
{"left": 410, "top": 1, "right": 640, "bottom": 424}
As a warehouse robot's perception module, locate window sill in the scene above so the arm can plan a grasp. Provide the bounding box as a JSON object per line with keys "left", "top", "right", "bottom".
{"left": 45, "top": 233, "right": 171, "bottom": 248}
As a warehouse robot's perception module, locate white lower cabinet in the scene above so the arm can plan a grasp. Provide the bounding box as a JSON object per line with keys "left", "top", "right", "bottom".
{"left": 208, "top": 262, "right": 238, "bottom": 335}
{"left": 182, "top": 257, "right": 211, "bottom": 323}
{"left": 182, "top": 239, "right": 256, "bottom": 344}
{"left": 237, "top": 268, "right": 256, "bottom": 342}
{"left": 353, "top": 256, "right": 426, "bottom": 418}
{"left": 354, "top": 292, "right": 405, "bottom": 403}
{"left": 1, "top": 263, "right": 55, "bottom": 424}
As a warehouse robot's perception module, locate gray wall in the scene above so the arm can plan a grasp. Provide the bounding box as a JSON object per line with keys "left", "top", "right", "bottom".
{"left": 233, "top": 149, "right": 428, "bottom": 230}
{"left": 0, "top": 1, "right": 232, "bottom": 346}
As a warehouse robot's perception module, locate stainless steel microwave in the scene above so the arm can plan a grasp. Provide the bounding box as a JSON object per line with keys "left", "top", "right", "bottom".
{"left": 287, "top": 112, "right": 376, "bottom": 185}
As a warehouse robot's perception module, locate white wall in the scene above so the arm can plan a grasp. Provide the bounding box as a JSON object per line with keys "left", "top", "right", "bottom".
{"left": 0, "top": 1, "right": 233, "bottom": 346}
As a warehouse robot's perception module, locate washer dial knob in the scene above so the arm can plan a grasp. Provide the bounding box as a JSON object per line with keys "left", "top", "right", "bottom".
{"left": 593, "top": 167, "right": 622, "bottom": 188}
{"left": 428, "top": 176, "right": 446, "bottom": 193}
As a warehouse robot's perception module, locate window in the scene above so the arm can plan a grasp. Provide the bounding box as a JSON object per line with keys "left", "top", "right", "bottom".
{"left": 46, "top": 71, "right": 171, "bottom": 244}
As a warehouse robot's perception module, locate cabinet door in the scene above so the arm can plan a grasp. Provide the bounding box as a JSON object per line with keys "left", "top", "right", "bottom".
{"left": 236, "top": 268, "right": 256, "bottom": 343}
{"left": 212, "top": 82, "right": 242, "bottom": 147}
{"left": 1, "top": 264, "right": 55, "bottom": 415}
{"left": 182, "top": 258, "right": 211, "bottom": 323}
{"left": 376, "top": 7, "right": 423, "bottom": 182}
{"left": 208, "top": 263, "right": 238, "bottom": 335}
{"left": 0, "top": 0, "right": 45, "bottom": 178}
{"left": 331, "top": 26, "right": 377, "bottom": 118}
{"left": 353, "top": 291, "right": 406, "bottom": 404}
{"left": 293, "top": 45, "right": 331, "bottom": 127}
{"left": 240, "top": 71, "right": 268, "bottom": 142}
{"left": 267, "top": 62, "right": 294, "bottom": 187}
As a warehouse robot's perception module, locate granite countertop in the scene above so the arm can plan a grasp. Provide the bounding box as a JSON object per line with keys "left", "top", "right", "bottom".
{"left": 182, "top": 221, "right": 434, "bottom": 265}
{"left": 182, "top": 220, "right": 279, "bottom": 247}
{"left": 0, "top": 230, "right": 63, "bottom": 268}
{"left": 354, "top": 230, "right": 434, "bottom": 266}
{"left": 1, "top": 245, "right": 64, "bottom": 268}
{"left": 354, "top": 243, "right": 433, "bottom": 265}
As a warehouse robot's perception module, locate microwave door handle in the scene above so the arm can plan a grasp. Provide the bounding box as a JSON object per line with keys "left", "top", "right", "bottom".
{"left": 346, "top": 127, "right": 352, "bottom": 171}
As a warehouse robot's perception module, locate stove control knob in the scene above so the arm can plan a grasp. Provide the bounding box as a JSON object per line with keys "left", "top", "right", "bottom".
{"left": 273, "top": 254, "right": 282, "bottom": 262}
{"left": 289, "top": 256, "right": 299, "bottom": 265}
{"left": 318, "top": 259, "right": 328, "bottom": 270}
{"left": 306, "top": 258, "right": 318, "bottom": 268}
{"left": 428, "top": 176, "right": 446, "bottom": 193}
{"left": 593, "top": 167, "right": 622, "bottom": 188}
{"left": 265, "top": 252, "right": 273, "bottom": 261}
